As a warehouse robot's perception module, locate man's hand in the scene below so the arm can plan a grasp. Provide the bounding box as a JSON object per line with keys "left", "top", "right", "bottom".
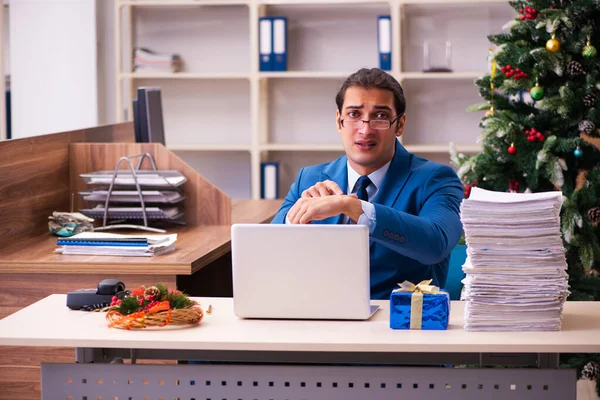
{"left": 287, "top": 195, "right": 364, "bottom": 224}
{"left": 301, "top": 180, "right": 343, "bottom": 198}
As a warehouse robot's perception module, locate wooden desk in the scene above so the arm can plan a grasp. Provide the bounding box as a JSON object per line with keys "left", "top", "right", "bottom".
{"left": 2, "top": 296, "right": 596, "bottom": 400}
{"left": 0, "top": 199, "right": 281, "bottom": 275}
{"left": 0, "top": 199, "right": 282, "bottom": 314}
{"left": 0, "top": 122, "right": 285, "bottom": 399}
{"left": 0, "top": 199, "right": 281, "bottom": 400}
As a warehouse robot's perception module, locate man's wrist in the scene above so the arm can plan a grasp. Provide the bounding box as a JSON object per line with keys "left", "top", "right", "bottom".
{"left": 344, "top": 196, "right": 365, "bottom": 222}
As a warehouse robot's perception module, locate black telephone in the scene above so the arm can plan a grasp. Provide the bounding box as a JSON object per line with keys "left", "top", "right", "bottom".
{"left": 66, "top": 279, "right": 127, "bottom": 310}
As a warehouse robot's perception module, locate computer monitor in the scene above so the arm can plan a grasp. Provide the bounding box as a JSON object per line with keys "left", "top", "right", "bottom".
{"left": 135, "top": 87, "right": 166, "bottom": 145}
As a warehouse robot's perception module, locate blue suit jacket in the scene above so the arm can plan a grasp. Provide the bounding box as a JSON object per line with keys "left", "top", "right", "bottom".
{"left": 271, "top": 141, "right": 464, "bottom": 299}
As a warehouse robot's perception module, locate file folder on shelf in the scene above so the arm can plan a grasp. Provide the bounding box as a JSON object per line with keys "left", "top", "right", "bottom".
{"left": 259, "top": 17, "right": 273, "bottom": 71}
{"left": 272, "top": 17, "right": 288, "bottom": 72}
{"left": 6, "top": 87, "right": 11, "bottom": 140}
{"left": 261, "top": 162, "right": 279, "bottom": 200}
{"left": 378, "top": 16, "right": 391, "bottom": 71}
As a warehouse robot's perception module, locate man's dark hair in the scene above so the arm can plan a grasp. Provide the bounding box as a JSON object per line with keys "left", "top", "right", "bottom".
{"left": 335, "top": 68, "right": 406, "bottom": 118}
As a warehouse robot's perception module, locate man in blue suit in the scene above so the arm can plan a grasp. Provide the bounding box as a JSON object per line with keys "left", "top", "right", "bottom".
{"left": 271, "top": 68, "right": 464, "bottom": 300}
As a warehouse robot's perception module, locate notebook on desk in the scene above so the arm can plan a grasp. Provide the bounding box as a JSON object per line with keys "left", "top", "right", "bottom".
{"left": 231, "top": 224, "right": 379, "bottom": 320}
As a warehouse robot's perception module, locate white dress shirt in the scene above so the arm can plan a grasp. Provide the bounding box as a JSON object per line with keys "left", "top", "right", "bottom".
{"left": 285, "top": 160, "right": 390, "bottom": 233}
{"left": 345, "top": 160, "right": 390, "bottom": 232}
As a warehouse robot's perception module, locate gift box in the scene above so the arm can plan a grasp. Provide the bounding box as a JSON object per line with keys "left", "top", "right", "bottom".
{"left": 389, "top": 280, "right": 450, "bottom": 330}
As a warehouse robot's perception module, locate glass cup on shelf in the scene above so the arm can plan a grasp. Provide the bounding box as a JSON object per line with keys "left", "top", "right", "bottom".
{"left": 423, "top": 41, "right": 453, "bottom": 73}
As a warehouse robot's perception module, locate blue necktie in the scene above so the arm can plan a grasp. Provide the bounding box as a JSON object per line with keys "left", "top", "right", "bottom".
{"left": 355, "top": 176, "right": 372, "bottom": 202}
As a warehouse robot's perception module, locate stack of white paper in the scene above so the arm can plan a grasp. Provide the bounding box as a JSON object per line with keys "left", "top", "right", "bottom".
{"left": 133, "top": 48, "right": 183, "bottom": 73}
{"left": 460, "top": 187, "right": 569, "bottom": 331}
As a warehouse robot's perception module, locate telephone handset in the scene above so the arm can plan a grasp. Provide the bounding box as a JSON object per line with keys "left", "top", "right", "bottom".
{"left": 66, "top": 279, "right": 128, "bottom": 310}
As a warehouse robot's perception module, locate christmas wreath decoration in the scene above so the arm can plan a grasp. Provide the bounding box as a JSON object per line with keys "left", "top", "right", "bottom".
{"left": 105, "top": 283, "right": 204, "bottom": 330}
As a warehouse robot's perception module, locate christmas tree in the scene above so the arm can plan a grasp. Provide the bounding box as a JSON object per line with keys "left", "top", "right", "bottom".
{"left": 451, "top": 0, "right": 600, "bottom": 391}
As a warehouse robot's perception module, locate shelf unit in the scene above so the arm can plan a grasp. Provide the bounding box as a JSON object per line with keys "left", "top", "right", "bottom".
{"left": 115, "top": 0, "right": 514, "bottom": 199}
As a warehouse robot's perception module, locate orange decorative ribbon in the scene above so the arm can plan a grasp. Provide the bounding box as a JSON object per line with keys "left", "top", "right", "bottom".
{"left": 148, "top": 301, "right": 171, "bottom": 314}
{"left": 393, "top": 279, "right": 440, "bottom": 330}
{"left": 107, "top": 301, "right": 173, "bottom": 330}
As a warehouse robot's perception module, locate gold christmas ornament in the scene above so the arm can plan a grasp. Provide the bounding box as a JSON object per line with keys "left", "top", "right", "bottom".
{"left": 546, "top": 34, "right": 560, "bottom": 53}
{"left": 485, "top": 107, "right": 496, "bottom": 117}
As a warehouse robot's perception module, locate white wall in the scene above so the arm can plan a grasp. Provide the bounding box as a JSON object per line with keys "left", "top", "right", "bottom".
{"left": 10, "top": 0, "right": 99, "bottom": 138}
{"left": 4, "top": 4, "right": 9, "bottom": 76}
{"left": 97, "top": 0, "right": 117, "bottom": 127}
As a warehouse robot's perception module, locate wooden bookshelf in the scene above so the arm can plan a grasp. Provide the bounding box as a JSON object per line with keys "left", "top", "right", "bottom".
{"left": 115, "top": 0, "right": 513, "bottom": 198}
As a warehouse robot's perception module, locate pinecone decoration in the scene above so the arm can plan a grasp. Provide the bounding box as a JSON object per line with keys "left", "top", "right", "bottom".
{"left": 567, "top": 61, "right": 585, "bottom": 77}
{"left": 144, "top": 286, "right": 160, "bottom": 301}
{"left": 583, "top": 93, "right": 598, "bottom": 107}
{"left": 585, "top": 269, "right": 600, "bottom": 277}
{"left": 579, "top": 120, "right": 596, "bottom": 134}
{"left": 582, "top": 361, "right": 600, "bottom": 380}
{"left": 588, "top": 206, "right": 600, "bottom": 226}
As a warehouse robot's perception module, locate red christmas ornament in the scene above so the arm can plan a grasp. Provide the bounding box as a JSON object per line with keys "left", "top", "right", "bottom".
{"left": 508, "top": 143, "right": 517, "bottom": 155}
{"left": 509, "top": 179, "right": 520, "bottom": 192}
{"left": 464, "top": 183, "right": 474, "bottom": 198}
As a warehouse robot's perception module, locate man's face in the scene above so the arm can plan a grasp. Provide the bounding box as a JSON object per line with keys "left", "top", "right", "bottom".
{"left": 336, "top": 86, "right": 406, "bottom": 176}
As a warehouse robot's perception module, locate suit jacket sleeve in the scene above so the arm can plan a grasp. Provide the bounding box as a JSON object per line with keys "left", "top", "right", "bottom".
{"left": 271, "top": 168, "right": 305, "bottom": 224}
{"left": 370, "top": 165, "right": 464, "bottom": 265}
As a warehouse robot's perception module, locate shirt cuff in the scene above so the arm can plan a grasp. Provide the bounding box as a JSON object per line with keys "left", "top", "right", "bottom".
{"left": 285, "top": 214, "right": 291, "bottom": 224}
{"left": 357, "top": 200, "right": 376, "bottom": 234}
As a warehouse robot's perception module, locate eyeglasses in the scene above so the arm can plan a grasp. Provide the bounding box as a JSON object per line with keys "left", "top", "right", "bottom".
{"left": 340, "top": 114, "right": 402, "bottom": 130}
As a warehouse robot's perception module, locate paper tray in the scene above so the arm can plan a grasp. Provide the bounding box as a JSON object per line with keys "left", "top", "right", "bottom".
{"left": 80, "top": 170, "right": 187, "bottom": 188}
{"left": 79, "top": 190, "right": 185, "bottom": 204}
{"left": 79, "top": 206, "right": 184, "bottom": 220}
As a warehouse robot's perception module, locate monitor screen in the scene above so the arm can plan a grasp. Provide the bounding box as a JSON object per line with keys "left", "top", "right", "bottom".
{"left": 138, "top": 87, "right": 166, "bottom": 145}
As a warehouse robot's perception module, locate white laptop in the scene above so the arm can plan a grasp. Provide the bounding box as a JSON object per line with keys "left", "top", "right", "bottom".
{"left": 231, "top": 224, "right": 379, "bottom": 320}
